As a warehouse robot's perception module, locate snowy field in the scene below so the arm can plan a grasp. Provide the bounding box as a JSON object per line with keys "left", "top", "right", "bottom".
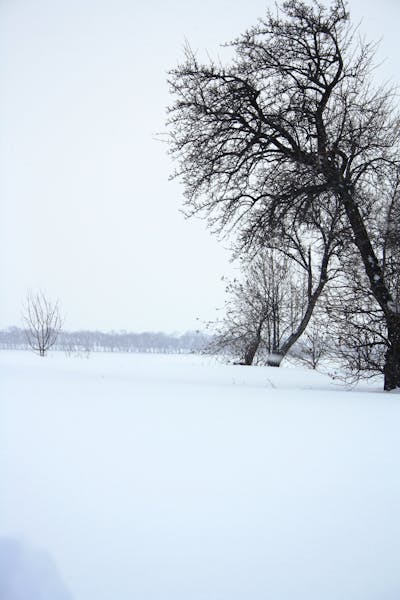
{"left": 1, "top": 350, "right": 400, "bottom": 600}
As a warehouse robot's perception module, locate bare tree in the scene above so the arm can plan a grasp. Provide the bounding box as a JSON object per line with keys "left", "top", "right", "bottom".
{"left": 291, "top": 317, "right": 329, "bottom": 370}
{"left": 208, "top": 245, "right": 336, "bottom": 366}
{"left": 207, "top": 251, "right": 303, "bottom": 365}
{"left": 168, "top": 0, "right": 400, "bottom": 389}
{"left": 23, "top": 292, "right": 63, "bottom": 357}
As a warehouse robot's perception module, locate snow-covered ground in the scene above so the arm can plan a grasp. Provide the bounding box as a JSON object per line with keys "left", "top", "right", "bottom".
{"left": 1, "top": 350, "right": 400, "bottom": 600}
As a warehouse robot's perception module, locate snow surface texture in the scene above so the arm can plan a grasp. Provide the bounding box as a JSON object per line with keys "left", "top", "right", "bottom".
{"left": 1, "top": 351, "right": 400, "bottom": 600}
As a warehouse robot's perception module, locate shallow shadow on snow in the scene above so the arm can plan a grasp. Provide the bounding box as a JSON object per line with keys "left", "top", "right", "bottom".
{"left": 0, "top": 538, "right": 73, "bottom": 600}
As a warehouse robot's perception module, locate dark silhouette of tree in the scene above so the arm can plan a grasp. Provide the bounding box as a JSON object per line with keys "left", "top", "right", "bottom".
{"left": 168, "top": 0, "right": 400, "bottom": 390}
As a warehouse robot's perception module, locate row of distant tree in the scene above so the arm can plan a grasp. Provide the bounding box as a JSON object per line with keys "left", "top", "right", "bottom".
{"left": 0, "top": 326, "right": 210, "bottom": 356}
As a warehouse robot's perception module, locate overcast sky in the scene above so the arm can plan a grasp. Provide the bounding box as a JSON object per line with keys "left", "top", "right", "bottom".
{"left": 1, "top": 0, "right": 399, "bottom": 333}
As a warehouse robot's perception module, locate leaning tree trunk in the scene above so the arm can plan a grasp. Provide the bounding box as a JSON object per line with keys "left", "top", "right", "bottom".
{"left": 384, "top": 315, "right": 400, "bottom": 391}
{"left": 340, "top": 188, "right": 400, "bottom": 390}
{"left": 243, "top": 337, "right": 261, "bottom": 365}
{"left": 268, "top": 247, "right": 330, "bottom": 367}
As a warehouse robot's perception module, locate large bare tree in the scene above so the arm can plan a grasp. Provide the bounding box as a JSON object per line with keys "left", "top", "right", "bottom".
{"left": 168, "top": 0, "right": 400, "bottom": 390}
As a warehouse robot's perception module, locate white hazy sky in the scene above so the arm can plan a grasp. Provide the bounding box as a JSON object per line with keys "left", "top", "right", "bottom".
{"left": 1, "top": 0, "right": 399, "bottom": 332}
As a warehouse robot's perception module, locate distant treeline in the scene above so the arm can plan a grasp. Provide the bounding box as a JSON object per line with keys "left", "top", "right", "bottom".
{"left": 0, "top": 327, "right": 210, "bottom": 355}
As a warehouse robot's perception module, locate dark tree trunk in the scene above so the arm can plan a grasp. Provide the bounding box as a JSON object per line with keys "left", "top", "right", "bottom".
{"left": 243, "top": 338, "right": 261, "bottom": 365}
{"left": 339, "top": 188, "right": 400, "bottom": 390}
{"left": 269, "top": 247, "right": 330, "bottom": 366}
{"left": 340, "top": 189, "right": 392, "bottom": 311}
{"left": 384, "top": 316, "right": 400, "bottom": 391}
